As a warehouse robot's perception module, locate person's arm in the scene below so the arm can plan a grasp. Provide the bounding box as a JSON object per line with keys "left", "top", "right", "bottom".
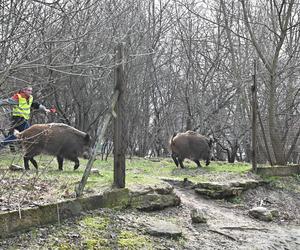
{"left": 31, "top": 102, "right": 50, "bottom": 113}
{"left": 0, "top": 97, "right": 18, "bottom": 106}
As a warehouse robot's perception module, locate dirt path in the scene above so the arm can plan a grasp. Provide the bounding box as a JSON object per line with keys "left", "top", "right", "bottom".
{"left": 174, "top": 186, "right": 300, "bottom": 250}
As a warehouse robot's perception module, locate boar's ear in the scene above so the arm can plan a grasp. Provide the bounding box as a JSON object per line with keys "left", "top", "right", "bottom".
{"left": 84, "top": 133, "right": 90, "bottom": 143}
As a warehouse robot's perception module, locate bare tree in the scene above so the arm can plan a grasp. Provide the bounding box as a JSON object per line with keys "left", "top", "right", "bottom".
{"left": 241, "top": 0, "right": 300, "bottom": 165}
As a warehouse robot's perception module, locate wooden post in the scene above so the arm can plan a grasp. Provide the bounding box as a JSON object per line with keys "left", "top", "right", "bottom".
{"left": 257, "top": 109, "right": 274, "bottom": 166}
{"left": 251, "top": 61, "right": 257, "bottom": 172}
{"left": 113, "top": 44, "right": 126, "bottom": 188}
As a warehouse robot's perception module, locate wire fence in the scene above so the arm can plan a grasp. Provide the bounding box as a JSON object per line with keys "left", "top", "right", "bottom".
{"left": 0, "top": 45, "right": 126, "bottom": 212}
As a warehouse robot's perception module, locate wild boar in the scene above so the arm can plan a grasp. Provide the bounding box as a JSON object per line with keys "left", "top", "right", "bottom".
{"left": 169, "top": 130, "right": 212, "bottom": 168}
{"left": 14, "top": 123, "right": 91, "bottom": 170}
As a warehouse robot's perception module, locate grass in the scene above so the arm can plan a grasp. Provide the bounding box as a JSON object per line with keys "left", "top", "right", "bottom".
{"left": 42, "top": 214, "right": 111, "bottom": 250}
{"left": 0, "top": 152, "right": 255, "bottom": 208}
{"left": 263, "top": 174, "right": 300, "bottom": 193}
{"left": 79, "top": 215, "right": 110, "bottom": 231}
{"left": 117, "top": 230, "right": 152, "bottom": 250}
{"left": 206, "top": 161, "right": 252, "bottom": 173}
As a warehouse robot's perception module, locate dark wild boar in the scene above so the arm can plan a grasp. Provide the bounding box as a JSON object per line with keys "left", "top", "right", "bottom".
{"left": 14, "top": 123, "right": 91, "bottom": 170}
{"left": 169, "top": 130, "right": 212, "bottom": 168}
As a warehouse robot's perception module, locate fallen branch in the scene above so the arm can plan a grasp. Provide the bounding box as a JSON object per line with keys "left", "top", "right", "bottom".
{"left": 220, "top": 226, "right": 269, "bottom": 232}
{"left": 208, "top": 229, "right": 238, "bottom": 241}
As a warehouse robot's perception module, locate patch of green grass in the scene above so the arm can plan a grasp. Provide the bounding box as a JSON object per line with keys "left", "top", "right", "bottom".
{"left": 293, "top": 174, "right": 300, "bottom": 181}
{"left": 37, "top": 215, "right": 110, "bottom": 248}
{"left": 79, "top": 216, "right": 110, "bottom": 231}
{"left": 84, "top": 238, "right": 109, "bottom": 249}
{"left": 55, "top": 242, "right": 74, "bottom": 250}
{"left": 205, "top": 162, "right": 252, "bottom": 173}
{"left": 77, "top": 215, "right": 111, "bottom": 249}
{"left": 262, "top": 176, "right": 279, "bottom": 182}
{"left": 47, "top": 232, "right": 77, "bottom": 250}
{"left": 126, "top": 158, "right": 174, "bottom": 176}
{"left": 117, "top": 230, "right": 152, "bottom": 250}
{"left": 126, "top": 174, "right": 163, "bottom": 185}
{"left": 228, "top": 196, "right": 242, "bottom": 204}
{"left": 264, "top": 175, "right": 300, "bottom": 193}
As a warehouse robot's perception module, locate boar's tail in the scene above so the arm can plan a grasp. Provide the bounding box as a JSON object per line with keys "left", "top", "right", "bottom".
{"left": 172, "top": 132, "right": 177, "bottom": 141}
{"left": 170, "top": 132, "right": 177, "bottom": 146}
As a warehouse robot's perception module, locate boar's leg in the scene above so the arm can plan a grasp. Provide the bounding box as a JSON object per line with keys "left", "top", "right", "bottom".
{"left": 171, "top": 152, "right": 179, "bottom": 167}
{"left": 30, "top": 158, "right": 38, "bottom": 169}
{"left": 205, "top": 158, "right": 210, "bottom": 166}
{"left": 24, "top": 157, "right": 30, "bottom": 170}
{"left": 24, "top": 156, "right": 38, "bottom": 170}
{"left": 178, "top": 158, "right": 185, "bottom": 168}
{"left": 73, "top": 158, "right": 80, "bottom": 170}
{"left": 193, "top": 160, "right": 202, "bottom": 168}
{"left": 57, "top": 156, "right": 64, "bottom": 171}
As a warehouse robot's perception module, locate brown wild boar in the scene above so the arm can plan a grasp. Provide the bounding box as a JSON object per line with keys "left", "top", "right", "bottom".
{"left": 169, "top": 130, "right": 212, "bottom": 168}
{"left": 14, "top": 123, "right": 91, "bottom": 170}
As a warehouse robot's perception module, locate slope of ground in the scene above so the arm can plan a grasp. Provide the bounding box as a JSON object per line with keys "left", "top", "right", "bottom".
{"left": 0, "top": 172, "right": 299, "bottom": 250}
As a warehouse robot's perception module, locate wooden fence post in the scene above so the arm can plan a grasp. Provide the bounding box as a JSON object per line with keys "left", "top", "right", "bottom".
{"left": 251, "top": 60, "right": 257, "bottom": 172}
{"left": 113, "top": 43, "right": 126, "bottom": 188}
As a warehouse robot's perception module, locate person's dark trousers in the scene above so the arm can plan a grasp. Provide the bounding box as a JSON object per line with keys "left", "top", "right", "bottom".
{"left": 0, "top": 117, "right": 30, "bottom": 151}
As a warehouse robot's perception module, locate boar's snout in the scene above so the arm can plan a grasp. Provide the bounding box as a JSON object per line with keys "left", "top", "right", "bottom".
{"left": 83, "top": 151, "right": 90, "bottom": 159}
{"left": 82, "top": 133, "right": 91, "bottom": 159}
{"left": 82, "top": 144, "right": 91, "bottom": 159}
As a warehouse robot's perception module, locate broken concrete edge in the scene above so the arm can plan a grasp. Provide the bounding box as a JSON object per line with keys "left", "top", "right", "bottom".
{"left": 255, "top": 165, "right": 300, "bottom": 177}
{"left": 0, "top": 188, "right": 131, "bottom": 239}
{"left": 0, "top": 184, "right": 180, "bottom": 239}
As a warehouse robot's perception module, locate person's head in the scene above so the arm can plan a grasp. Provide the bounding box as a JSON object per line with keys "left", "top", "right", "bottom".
{"left": 21, "top": 86, "right": 33, "bottom": 97}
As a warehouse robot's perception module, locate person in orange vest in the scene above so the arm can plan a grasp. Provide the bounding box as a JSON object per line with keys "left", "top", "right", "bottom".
{"left": 0, "top": 86, "right": 50, "bottom": 150}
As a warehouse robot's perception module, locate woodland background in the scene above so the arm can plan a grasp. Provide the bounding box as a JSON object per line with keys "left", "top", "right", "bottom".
{"left": 0, "top": 0, "right": 299, "bottom": 165}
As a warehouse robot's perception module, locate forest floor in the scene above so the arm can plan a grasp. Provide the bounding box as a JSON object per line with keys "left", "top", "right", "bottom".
{"left": 0, "top": 168, "right": 299, "bottom": 249}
